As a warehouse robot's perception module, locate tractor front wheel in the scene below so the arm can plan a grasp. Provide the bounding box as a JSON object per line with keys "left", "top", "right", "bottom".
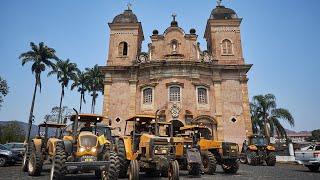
{"left": 222, "top": 160, "right": 239, "bottom": 174}
{"left": 101, "top": 151, "right": 119, "bottom": 180}
{"left": 266, "top": 152, "right": 276, "bottom": 166}
{"left": 247, "top": 151, "right": 258, "bottom": 166}
{"left": 117, "top": 139, "right": 129, "bottom": 178}
{"left": 189, "top": 163, "right": 201, "bottom": 176}
{"left": 28, "top": 144, "right": 43, "bottom": 176}
{"left": 22, "top": 142, "right": 32, "bottom": 172}
{"left": 128, "top": 160, "right": 139, "bottom": 180}
{"left": 168, "top": 160, "right": 179, "bottom": 180}
{"left": 201, "top": 151, "right": 216, "bottom": 175}
{"left": 49, "top": 142, "right": 66, "bottom": 180}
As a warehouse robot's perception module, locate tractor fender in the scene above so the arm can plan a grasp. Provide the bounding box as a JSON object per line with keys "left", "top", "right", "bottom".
{"left": 63, "top": 140, "right": 72, "bottom": 154}
{"left": 122, "top": 137, "right": 135, "bottom": 160}
{"left": 47, "top": 138, "right": 63, "bottom": 155}
{"left": 32, "top": 138, "right": 42, "bottom": 152}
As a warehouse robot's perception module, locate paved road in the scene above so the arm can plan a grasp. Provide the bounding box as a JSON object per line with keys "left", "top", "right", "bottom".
{"left": 1, "top": 162, "right": 319, "bottom": 180}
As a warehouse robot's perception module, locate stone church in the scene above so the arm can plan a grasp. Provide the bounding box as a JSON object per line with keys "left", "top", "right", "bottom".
{"left": 101, "top": 3, "right": 253, "bottom": 145}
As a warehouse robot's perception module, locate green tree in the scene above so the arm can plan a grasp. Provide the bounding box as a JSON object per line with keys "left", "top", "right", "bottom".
{"left": 48, "top": 59, "right": 79, "bottom": 123}
{"left": 85, "top": 65, "right": 104, "bottom": 114}
{"left": 0, "top": 121, "right": 25, "bottom": 144}
{"left": 306, "top": 129, "right": 320, "bottom": 142}
{"left": 0, "top": 76, "right": 9, "bottom": 110}
{"left": 250, "top": 94, "right": 295, "bottom": 139}
{"left": 71, "top": 71, "right": 89, "bottom": 113}
{"left": 19, "top": 42, "right": 57, "bottom": 141}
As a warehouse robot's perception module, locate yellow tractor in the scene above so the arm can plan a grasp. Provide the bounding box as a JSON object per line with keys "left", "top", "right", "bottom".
{"left": 116, "top": 115, "right": 179, "bottom": 180}
{"left": 190, "top": 124, "right": 239, "bottom": 174}
{"left": 239, "top": 134, "right": 276, "bottom": 166}
{"left": 26, "top": 122, "right": 67, "bottom": 176}
{"left": 49, "top": 112, "right": 119, "bottom": 180}
{"left": 172, "top": 125, "right": 204, "bottom": 176}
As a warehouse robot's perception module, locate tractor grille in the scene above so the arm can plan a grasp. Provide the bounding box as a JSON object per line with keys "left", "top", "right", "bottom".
{"left": 79, "top": 135, "right": 97, "bottom": 148}
{"left": 222, "top": 142, "right": 238, "bottom": 157}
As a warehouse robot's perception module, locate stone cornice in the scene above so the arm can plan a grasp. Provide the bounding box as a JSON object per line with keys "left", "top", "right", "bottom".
{"left": 99, "top": 61, "right": 252, "bottom": 73}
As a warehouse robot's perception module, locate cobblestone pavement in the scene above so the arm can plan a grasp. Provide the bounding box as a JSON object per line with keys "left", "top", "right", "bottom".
{"left": 1, "top": 162, "right": 319, "bottom": 180}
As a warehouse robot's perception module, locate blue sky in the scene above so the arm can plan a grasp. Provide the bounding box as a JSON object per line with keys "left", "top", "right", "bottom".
{"left": 0, "top": 0, "right": 319, "bottom": 131}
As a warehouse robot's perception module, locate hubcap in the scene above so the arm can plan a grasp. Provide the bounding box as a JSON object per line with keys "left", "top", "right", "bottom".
{"left": 50, "top": 159, "right": 55, "bottom": 179}
{"left": 0, "top": 157, "right": 5, "bottom": 166}
{"left": 28, "top": 155, "right": 35, "bottom": 173}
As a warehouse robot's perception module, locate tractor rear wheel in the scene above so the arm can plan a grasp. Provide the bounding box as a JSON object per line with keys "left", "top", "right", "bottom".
{"left": 247, "top": 151, "right": 258, "bottom": 166}
{"left": 266, "top": 152, "right": 276, "bottom": 166}
{"left": 128, "top": 160, "right": 139, "bottom": 180}
{"left": 189, "top": 163, "right": 201, "bottom": 176}
{"left": 49, "top": 142, "right": 66, "bottom": 180}
{"left": 28, "top": 144, "right": 43, "bottom": 176}
{"left": 201, "top": 151, "right": 216, "bottom": 175}
{"left": 306, "top": 165, "right": 319, "bottom": 172}
{"left": 117, "top": 139, "right": 129, "bottom": 178}
{"left": 101, "top": 151, "right": 119, "bottom": 180}
{"left": 168, "top": 160, "right": 179, "bottom": 180}
{"left": 22, "top": 142, "right": 32, "bottom": 172}
{"left": 222, "top": 161, "right": 239, "bottom": 174}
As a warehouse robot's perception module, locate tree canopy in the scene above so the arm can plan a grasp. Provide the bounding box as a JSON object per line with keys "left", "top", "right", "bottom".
{"left": 0, "top": 76, "right": 9, "bottom": 110}
{"left": 250, "top": 94, "right": 294, "bottom": 138}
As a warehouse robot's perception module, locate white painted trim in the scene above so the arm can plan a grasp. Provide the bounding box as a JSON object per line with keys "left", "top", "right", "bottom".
{"left": 196, "top": 86, "right": 210, "bottom": 110}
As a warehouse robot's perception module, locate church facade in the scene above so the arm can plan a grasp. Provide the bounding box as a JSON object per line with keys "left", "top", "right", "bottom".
{"left": 101, "top": 3, "right": 253, "bottom": 145}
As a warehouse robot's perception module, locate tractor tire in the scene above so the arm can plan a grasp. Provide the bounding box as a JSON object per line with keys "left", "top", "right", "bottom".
{"left": 266, "top": 152, "right": 276, "bottom": 166}
{"left": 222, "top": 161, "right": 239, "bottom": 174}
{"left": 239, "top": 153, "right": 247, "bottom": 164}
{"left": 0, "top": 156, "right": 7, "bottom": 167}
{"left": 247, "top": 151, "right": 258, "bottom": 166}
{"left": 168, "top": 160, "right": 179, "bottom": 180}
{"left": 189, "top": 163, "right": 201, "bottom": 176}
{"left": 201, "top": 151, "right": 217, "bottom": 175}
{"left": 128, "top": 160, "right": 139, "bottom": 180}
{"left": 101, "top": 151, "right": 119, "bottom": 180}
{"left": 28, "top": 144, "right": 43, "bottom": 176}
{"left": 49, "top": 142, "right": 67, "bottom": 180}
{"left": 117, "top": 139, "right": 129, "bottom": 178}
{"left": 22, "top": 142, "right": 32, "bottom": 172}
{"left": 306, "top": 165, "right": 319, "bottom": 172}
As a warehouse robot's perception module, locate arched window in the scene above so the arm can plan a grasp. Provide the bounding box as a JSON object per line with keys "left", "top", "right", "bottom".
{"left": 143, "top": 88, "right": 153, "bottom": 104}
{"left": 221, "top": 39, "right": 233, "bottom": 55}
{"left": 118, "top": 42, "right": 128, "bottom": 56}
{"left": 169, "top": 86, "right": 181, "bottom": 102}
{"left": 197, "top": 87, "right": 208, "bottom": 104}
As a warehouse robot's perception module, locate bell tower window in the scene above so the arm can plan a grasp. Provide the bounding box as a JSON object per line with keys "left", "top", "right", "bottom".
{"left": 119, "top": 42, "right": 128, "bottom": 56}
{"left": 221, "top": 39, "right": 233, "bottom": 55}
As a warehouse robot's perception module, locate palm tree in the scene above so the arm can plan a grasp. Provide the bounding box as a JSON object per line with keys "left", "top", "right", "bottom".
{"left": 71, "top": 71, "right": 89, "bottom": 113}
{"left": 19, "top": 42, "right": 57, "bottom": 141}
{"left": 85, "top": 64, "right": 104, "bottom": 114}
{"left": 48, "top": 59, "right": 79, "bottom": 123}
{"left": 250, "top": 94, "right": 295, "bottom": 139}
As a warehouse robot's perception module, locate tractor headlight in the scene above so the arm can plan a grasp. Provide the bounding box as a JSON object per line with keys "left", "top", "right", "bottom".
{"left": 161, "top": 149, "right": 167, "bottom": 154}
{"left": 91, "top": 147, "right": 97, "bottom": 153}
{"left": 79, "top": 147, "right": 85, "bottom": 153}
{"left": 154, "top": 149, "right": 159, "bottom": 154}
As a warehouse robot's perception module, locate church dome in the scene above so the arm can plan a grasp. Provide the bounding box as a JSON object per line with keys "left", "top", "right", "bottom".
{"left": 210, "top": 5, "right": 238, "bottom": 20}
{"left": 112, "top": 9, "right": 138, "bottom": 24}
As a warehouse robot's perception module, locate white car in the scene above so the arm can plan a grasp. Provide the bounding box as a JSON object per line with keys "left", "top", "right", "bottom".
{"left": 295, "top": 144, "right": 320, "bottom": 172}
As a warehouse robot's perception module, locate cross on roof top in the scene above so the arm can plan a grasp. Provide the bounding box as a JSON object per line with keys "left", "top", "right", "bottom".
{"left": 127, "top": 3, "right": 132, "bottom": 10}
{"left": 217, "top": 0, "right": 222, "bottom": 6}
{"left": 172, "top": 13, "right": 177, "bottom": 21}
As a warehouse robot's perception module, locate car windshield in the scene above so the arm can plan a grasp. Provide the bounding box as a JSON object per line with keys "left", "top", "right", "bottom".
{"left": 14, "top": 144, "right": 24, "bottom": 148}
{"left": 0, "top": 144, "right": 9, "bottom": 150}
{"left": 251, "top": 137, "right": 267, "bottom": 145}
